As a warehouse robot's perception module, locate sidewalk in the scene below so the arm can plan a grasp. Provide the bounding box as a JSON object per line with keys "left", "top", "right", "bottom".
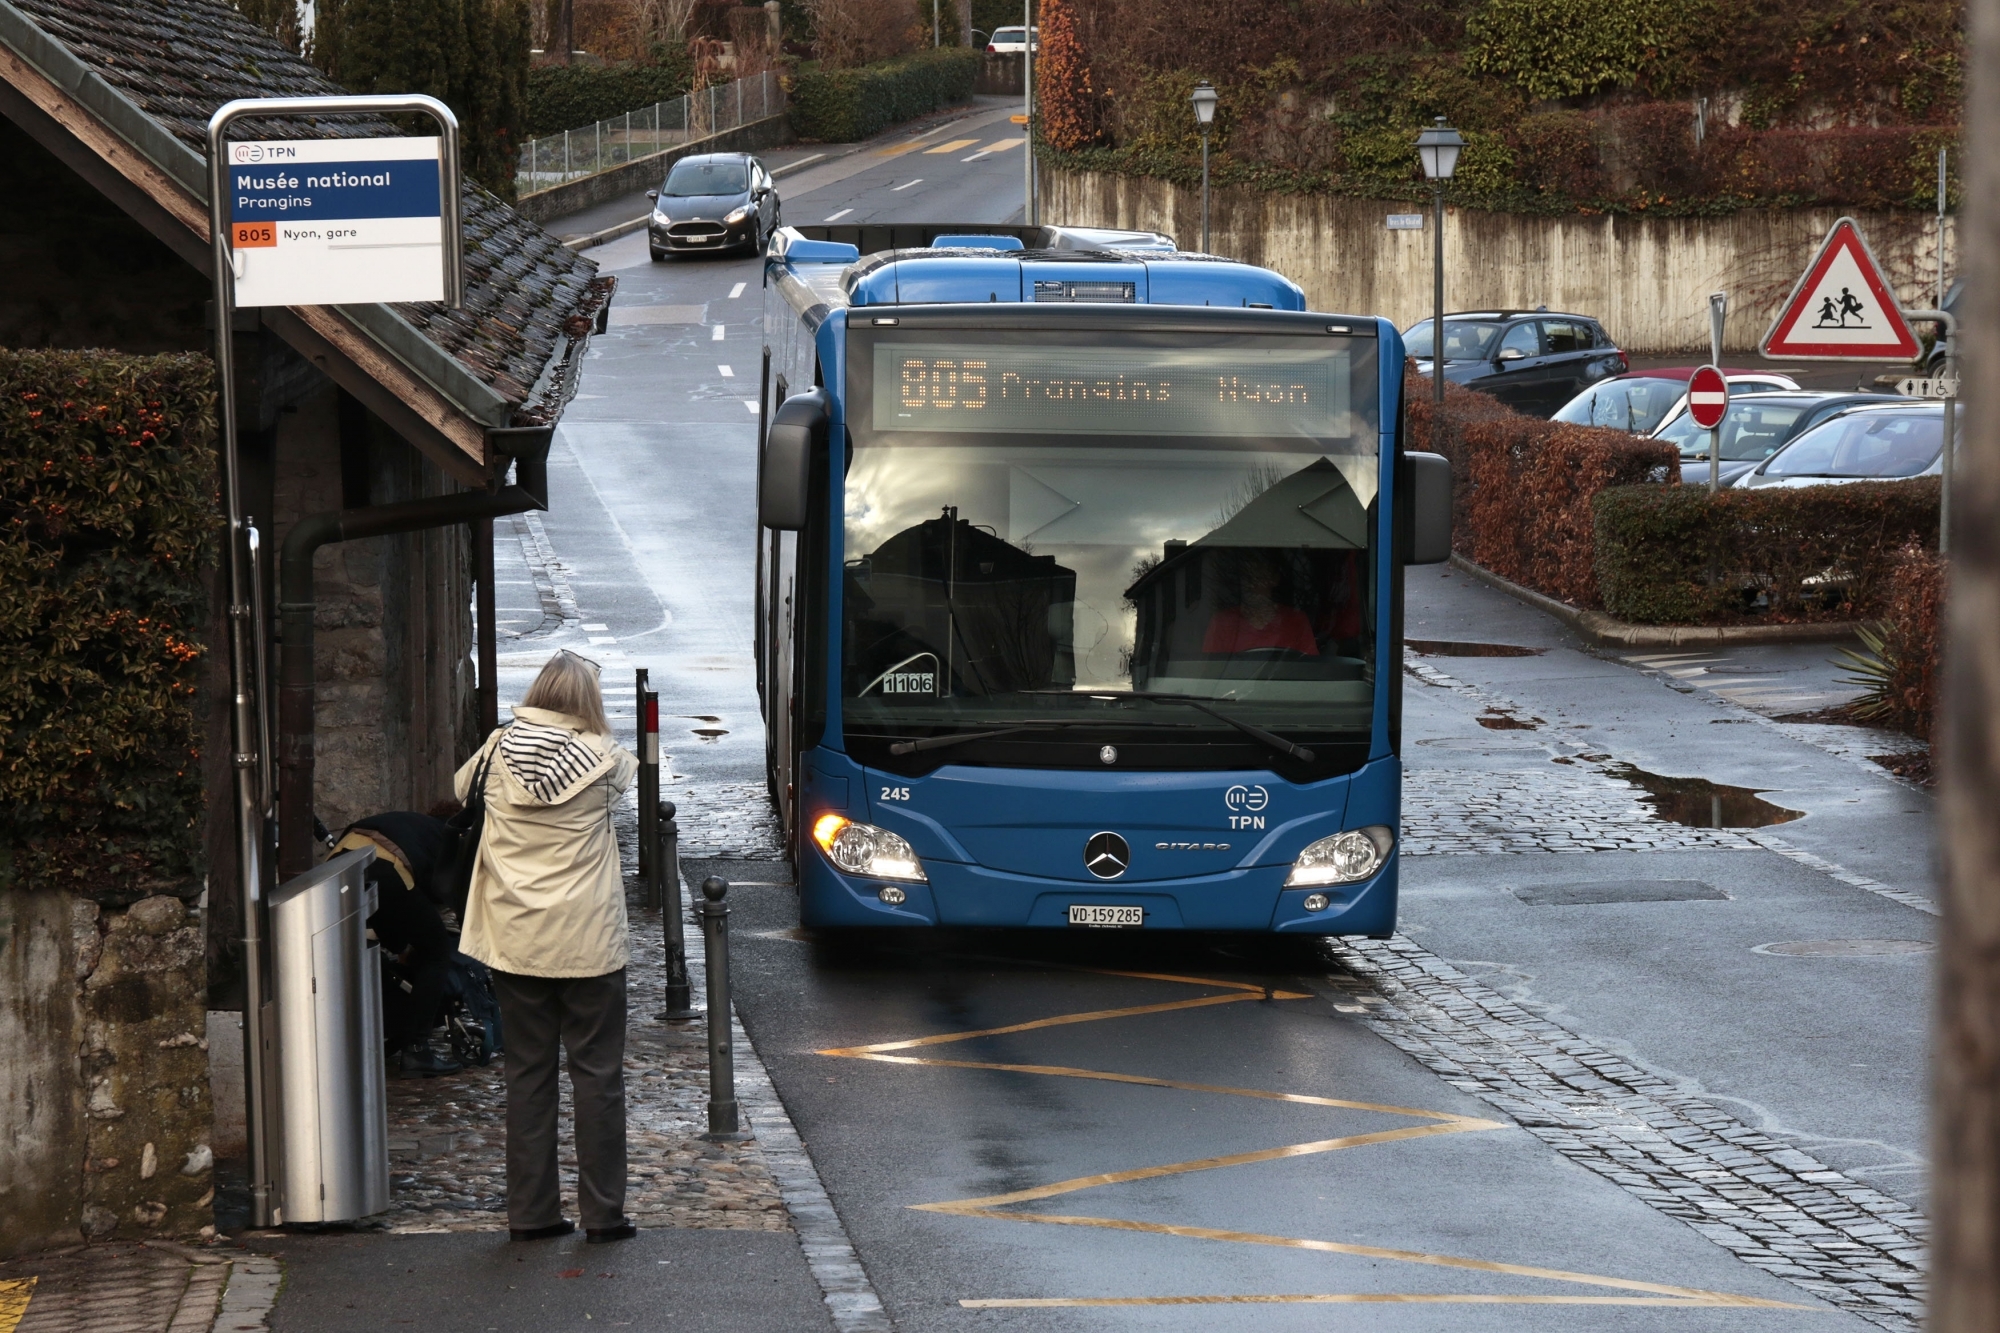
{"left": 0, "top": 1241, "right": 277, "bottom": 1333}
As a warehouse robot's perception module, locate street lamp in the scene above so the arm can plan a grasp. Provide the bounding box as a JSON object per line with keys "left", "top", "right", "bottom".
{"left": 1191, "top": 82, "right": 1218, "bottom": 253}
{"left": 1415, "top": 115, "right": 1464, "bottom": 414}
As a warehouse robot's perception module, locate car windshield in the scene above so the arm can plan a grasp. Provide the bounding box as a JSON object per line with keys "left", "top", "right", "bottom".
{"left": 1656, "top": 398, "right": 1813, "bottom": 461}
{"left": 843, "top": 331, "right": 1381, "bottom": 767}
{"left": 1402, "top": 319, "right": 1504, "bottom": 362}
{"left": 1553, "top": 377, "right": 1685, "bottom": 433}
{"left": 662, "top": 161, "right": 747, "bottom": 196}
{"left": 1765, "top": 410, "right": 1943, "bottom": 478}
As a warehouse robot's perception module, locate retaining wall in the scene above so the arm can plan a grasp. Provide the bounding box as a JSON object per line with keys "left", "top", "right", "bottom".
{"left": 1042, "top": 167, "right": 1955, "bottom": 353}
{"left": 516, "top": 115, "right": 794, "bottom": 226}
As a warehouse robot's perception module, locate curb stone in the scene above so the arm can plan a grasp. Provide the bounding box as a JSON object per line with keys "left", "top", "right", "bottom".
{"left": 1449, "top": 553, "right": 1866, "bottom": 648}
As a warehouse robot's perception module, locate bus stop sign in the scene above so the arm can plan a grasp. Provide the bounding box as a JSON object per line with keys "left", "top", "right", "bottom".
{"left": 228, "top": 136, "right": 449, "bottom": 307}
{"left": 1686, "top": 365, "right": 1729, "bottom": 430}
{"left": 1759, "top": 217, "right": 1921, "bottom": 361}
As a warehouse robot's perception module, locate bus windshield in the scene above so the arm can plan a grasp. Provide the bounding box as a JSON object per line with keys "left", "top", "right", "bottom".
{"left": 842, "top": 329, "right": 1381, "bottom": 769}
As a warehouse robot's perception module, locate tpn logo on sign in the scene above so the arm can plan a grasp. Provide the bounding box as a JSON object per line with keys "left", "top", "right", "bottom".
{"left": 227, "top": 137, "right": 446, "bottom": 308}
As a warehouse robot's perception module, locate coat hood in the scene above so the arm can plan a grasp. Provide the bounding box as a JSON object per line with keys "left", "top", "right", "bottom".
{"left": 497, "top": 708, "right": 616, "bottom": 808}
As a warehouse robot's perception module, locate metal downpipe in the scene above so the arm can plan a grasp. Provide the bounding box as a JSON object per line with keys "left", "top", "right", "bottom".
{"left": 276, "top": 431, "right": 551, "bottom": 877}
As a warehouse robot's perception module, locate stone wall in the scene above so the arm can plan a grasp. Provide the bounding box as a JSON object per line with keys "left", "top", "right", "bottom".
{"left": 0, "top": 891, "right": 212, "bottom": 1258}
{"left": 1042, "top": 167, "right": 1957, "bottom": 353}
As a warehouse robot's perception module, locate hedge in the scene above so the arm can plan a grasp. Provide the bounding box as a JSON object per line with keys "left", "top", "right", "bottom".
{"left": 790, "top": 48, "right": 980, "bottom": 143}
{"left": 0, "top": 351, "right": 219, "bottom": 902}
{"left": 1404, "top": 371, "right": 1674, "bottom": 606}
{"left": 525, "top": 58, "right": 696, "bottom": 138}
{"left": 1592, "top": 480, "right": 1939, "bottom": 624}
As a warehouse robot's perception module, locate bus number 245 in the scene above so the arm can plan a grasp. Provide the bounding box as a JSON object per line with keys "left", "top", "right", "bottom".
{"left": 880, "top": 786, "right": 911, "bottom": 802}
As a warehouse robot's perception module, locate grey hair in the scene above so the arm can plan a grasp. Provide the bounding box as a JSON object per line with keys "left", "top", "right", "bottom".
{"left": 518, "top": 650, "right": 610, "bottom": 734}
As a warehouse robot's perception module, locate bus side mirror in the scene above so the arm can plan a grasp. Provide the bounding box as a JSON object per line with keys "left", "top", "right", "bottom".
{"left": 1402, "top": 451, "right": 1452, "bottom": 564}
{"left": 760, "top": 389, "right": 829, "bottom": 530}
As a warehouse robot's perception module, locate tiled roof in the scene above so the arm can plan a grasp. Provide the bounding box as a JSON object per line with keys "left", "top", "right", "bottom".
{"left": 8, "top": 0, "right": 610, "bottom": 425}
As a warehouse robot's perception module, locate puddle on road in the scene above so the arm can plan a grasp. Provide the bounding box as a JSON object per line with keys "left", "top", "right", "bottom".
{"left": 1604, "top": 763, "right": 1803, "bottom": 828}
{"left": 1408, "top": 640, "right": 1546, "bottom": 657}
{"left": 683, "top": 715, "right": 729, "bottom": 742}
{"left": 1477, "top": 714, "right": 1541, "bottom": 731}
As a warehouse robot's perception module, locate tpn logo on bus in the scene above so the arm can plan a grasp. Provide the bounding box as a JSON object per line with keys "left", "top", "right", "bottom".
{"left": 1225, "top": 784, "right": 1270, "bottom": 829}
{"left": 1083, "top": 832, "right": 1130, "bottom": 879}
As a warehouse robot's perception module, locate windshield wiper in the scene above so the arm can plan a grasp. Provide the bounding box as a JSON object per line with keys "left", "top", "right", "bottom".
{"left": 886, "top": 718, "right": 1186, "bottom": 756}
{"left": 1025, "top": 689, "right": 1316, "bottom": 763}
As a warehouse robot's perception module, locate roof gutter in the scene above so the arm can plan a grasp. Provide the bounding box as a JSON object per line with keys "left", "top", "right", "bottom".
{"left": 275, "top": 427, "right": 553, "bottom": 876}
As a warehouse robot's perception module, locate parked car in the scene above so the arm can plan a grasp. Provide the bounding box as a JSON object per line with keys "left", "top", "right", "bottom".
{"left": 986, "top": 25, "right": 1039, "bottom": 52}
{"left": 1656, "top": 391, "right": 1904, "bottom": 486}
{"left": 1925, "top": 276, "right": 1964, "bottom": 376}
{"left": 1402, "top": 311, "right": 1627, "bottom": 417}
{"left": 1734, "top": 401, "right": 1947, "bottom": 489}
{"left": 1552, "top": 368, "right": 1799, "bottom": 435}
{"left": 647, "top": 152, "right": 780, "bottom": 260}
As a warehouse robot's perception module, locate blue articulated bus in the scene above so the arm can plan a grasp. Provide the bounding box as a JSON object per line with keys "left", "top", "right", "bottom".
{"left": 755, "top": 222, "right": 1450, "bottom": 934}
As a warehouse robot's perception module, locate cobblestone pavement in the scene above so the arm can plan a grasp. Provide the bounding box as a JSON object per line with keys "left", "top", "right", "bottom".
{"left": 1402, "top": 766, "right": 1760, "bottom": 855}
{"left": 0, "top": 1241, "right": 276, "bottom": 1333}
{"left": 379, "top": 873, "right": 787, "bottom": 1233}
{"left": 1322, "top": 936, "right": 1926, "bottom": 1332}
{"left": 665, "top": 780, "right": 785, "bottom": 859}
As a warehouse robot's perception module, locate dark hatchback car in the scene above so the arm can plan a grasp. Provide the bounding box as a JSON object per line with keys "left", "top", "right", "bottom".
{"left": 1403, "top": 311, "right": 1627, "bottom": 417}
{"left": 647, "top": 152, "right": 781, "bottom": 259}
{"left": 1653, "top": 391, "right": 1904, "bottom": 486}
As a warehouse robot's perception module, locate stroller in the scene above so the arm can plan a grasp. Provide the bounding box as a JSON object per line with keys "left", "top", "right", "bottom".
{"left": 382, "top": 946, "right": 505, "bottom": 1068}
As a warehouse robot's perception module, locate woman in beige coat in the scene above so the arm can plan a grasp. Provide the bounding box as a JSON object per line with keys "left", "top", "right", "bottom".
{"left": 455, "top": 650, "right": 639, "bottom": 1244}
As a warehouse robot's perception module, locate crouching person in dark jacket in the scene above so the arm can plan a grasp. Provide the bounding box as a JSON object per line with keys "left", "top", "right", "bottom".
{"left": 336, "top": 811, "right": 461, "bottom": 1076}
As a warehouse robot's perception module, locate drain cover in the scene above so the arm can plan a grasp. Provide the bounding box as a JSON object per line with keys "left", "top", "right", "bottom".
{"left": 1754, "top": 939, "right": 1933, "bottom": 957}
{"left": 1512, "top": 880, "right": 1726, "bottom": 906}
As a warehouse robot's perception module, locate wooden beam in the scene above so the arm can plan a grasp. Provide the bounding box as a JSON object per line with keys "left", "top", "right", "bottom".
{"left": 0, "top": 43, "right": 492, "bottom": 485}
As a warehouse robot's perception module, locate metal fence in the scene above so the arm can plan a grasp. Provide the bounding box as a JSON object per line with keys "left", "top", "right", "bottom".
{"left": 516, "top": 70, "right": 786, "bottom": 196}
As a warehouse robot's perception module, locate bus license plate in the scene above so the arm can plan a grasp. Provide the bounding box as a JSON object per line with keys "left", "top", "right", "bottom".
{"left": 1069, "top": 904, "right": 1143, "bottom": 928}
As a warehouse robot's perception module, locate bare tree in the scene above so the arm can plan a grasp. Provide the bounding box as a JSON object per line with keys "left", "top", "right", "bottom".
{"left": 1937, "top": 0, "right": 2000, "bottom": 1327}
{"left": 546, "top": 0, "right": 573, "bottom": 62}
{"left": 639, "top": 0, "right": 701, "bottom": 55}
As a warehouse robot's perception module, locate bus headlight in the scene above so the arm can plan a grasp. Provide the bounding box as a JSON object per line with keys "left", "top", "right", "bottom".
{"left": 1286, "top": 826, "right": 1393, "bottom": 887}
{"left": 812, "top": 814, "right": 929, "bottom": 883}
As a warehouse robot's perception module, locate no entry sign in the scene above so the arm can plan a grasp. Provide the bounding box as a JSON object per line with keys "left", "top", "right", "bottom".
{"left": 1686, "top": 365, "right": 1729, "bottom": 430}
{"left": 228, "top": 137, "right": 447, "bottom": 307}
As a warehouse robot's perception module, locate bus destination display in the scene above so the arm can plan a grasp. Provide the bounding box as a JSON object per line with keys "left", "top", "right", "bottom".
{"left": 873, "top": 344, "right": 1354, "bottom": 438}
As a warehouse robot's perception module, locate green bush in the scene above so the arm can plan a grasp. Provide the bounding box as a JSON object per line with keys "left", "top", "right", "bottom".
{"left": 790, "top": 48, "right": 980, "bottom": 143}
{"left": 1464, "top": 0, "right": 1707, "bottom": 100}
{"left": 1593, "top": 480, "right": 1939, "bottom": 624}
{"left": 525, "top": 58, "right": 696, "bottom": 137}
{"left": 0, "top": 351, "right": 219, "bottom": 902}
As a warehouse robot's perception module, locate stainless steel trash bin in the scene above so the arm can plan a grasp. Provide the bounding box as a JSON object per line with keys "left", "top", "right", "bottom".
{"left": 269, "top": 847, "right": 390, "bottom": 1223}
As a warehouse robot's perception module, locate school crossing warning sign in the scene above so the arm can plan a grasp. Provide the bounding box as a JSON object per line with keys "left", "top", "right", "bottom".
{"left": 228, "top": 137, "right": 446, "bottom": 307}
{"left": 1759, "top": 217, "right": 1921, "bottom": 361}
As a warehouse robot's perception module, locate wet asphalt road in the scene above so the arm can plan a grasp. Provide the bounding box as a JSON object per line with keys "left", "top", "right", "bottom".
{"left": 530, "top": 126, "right": 1934, "bottom": 1329}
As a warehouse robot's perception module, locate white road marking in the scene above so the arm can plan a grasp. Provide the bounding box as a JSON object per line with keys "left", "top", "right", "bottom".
{"left": 824, "top": 208, "right": 854, "bottom": 221}
{"left": 582, "top": 623, "right": 609, "bottom": 631}
{"left": 891, "top": 179, "right": 924, "bottom": 191}
{"left": 711, "top": 324, "right": 725, "bottom": 341}
{"left": 719, "top": 365, "right": 735, "bottom": 377}
{"left": 588, "top": 636, "right": 619, "bottom": 645}
{"left": 745, "top": 400, "right": 761, "bottom": 414}
{"left": 728, "top": 281, "right": 746, "bottom": 298}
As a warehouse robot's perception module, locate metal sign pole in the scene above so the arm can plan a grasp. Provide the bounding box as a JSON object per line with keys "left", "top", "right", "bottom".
{"left": 207, "top": 92, "right": 462, "bottom": 1228}
{"left": 1905, "top": 308, "right": 1956, "bottom": 555}
{"left": 1709, "top": 293, "right": 1727, "bottom": 495}
{"left": 1022, "top": 0, "right": 1034, "bottom": 225}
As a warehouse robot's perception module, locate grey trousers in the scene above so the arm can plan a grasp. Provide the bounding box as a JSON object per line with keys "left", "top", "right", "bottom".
{"left": 491, "top": 968, "right": 628, "bottom": 1230}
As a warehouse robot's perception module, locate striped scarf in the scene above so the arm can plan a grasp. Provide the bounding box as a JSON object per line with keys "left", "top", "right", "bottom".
{"left": 498, "top": 720, "right": 611, "bottom": 804}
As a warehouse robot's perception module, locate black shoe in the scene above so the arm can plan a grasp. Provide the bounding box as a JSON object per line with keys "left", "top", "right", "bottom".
{"left": 509, "top": 1220, "right": 575, "bottom": 1242}
{"left": 585, "top": 1221, "right": 637, "bottom": 1244}
{"left": 398, "top": 1045, "right": 463, "bottom": 1078}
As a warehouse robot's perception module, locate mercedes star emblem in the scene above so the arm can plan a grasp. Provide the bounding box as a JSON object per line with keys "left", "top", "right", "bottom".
{"left": 1099, "top": 745, "right": 1118, "bottom": 765}
{"left": 1084, "top": 831, "right": 1130, "bottom": 879}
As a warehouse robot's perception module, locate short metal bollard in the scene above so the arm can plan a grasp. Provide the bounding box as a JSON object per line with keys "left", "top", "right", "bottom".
{"left": 654, "top": 801, "right": 698, "bottom": 1021}
{"left": 700, "top": 876, "right": 741, "bottom": 1137}
{"left": 636, "top": 679, "right": 659, "bottom": 888}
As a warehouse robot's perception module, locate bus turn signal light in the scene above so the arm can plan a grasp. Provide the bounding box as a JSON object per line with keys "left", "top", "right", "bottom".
{"left": 812, "top": 814, "right": 929, "bottom": 883}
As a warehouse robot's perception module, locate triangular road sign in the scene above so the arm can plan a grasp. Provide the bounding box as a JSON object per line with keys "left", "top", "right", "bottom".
{"left": 1760, "top": 217, "right": 1921, "bottom": 360}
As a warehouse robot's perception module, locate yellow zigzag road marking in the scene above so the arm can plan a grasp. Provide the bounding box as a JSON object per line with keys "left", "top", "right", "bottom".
{"left": 0, "top": 1278, "right": 36, "bottom": 1333}
{"left": 815, "top": 968, "right": 1811, "bottom": 1313}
